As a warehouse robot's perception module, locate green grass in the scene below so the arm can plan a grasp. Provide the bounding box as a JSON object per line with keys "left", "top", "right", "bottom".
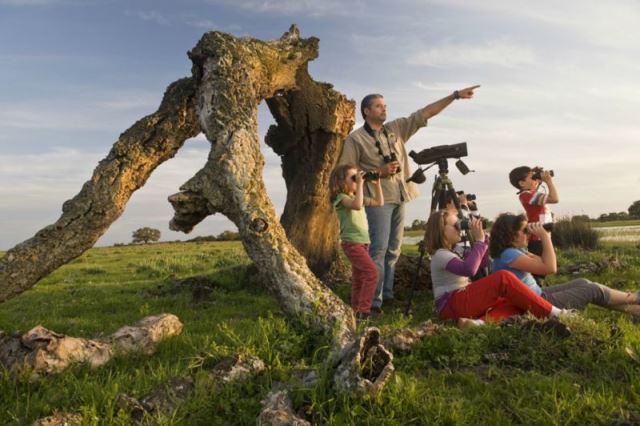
{"left": 592, "top": 219, "right": 640, "bottom": 228}
{"left": 2, "top": 241, "right": 640, "bottom": 424}
{"left": 404, "top": 229, "right": 425, "bottom": 237}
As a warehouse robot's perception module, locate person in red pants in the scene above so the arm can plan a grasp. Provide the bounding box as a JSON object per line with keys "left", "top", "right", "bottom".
{"left": 424, "top": 210, "right": 565, "bottom": 327}
{"left": 329, "top": 164, "right": 384, "bottom": 320}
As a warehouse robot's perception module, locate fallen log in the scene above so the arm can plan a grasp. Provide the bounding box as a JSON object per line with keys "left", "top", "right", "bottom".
{"left": 0, "top": 314, "right": 182, "bottom": 376}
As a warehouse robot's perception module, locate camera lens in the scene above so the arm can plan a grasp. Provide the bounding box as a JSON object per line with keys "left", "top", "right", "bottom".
{"left": 460, "top": 216, "right": 487, "bottom": 230}
{"left": 363, "top": 171, "right": 380, "bottom": 181}
{"left": 532, "top": 169, "right": 555, "bottom": 180}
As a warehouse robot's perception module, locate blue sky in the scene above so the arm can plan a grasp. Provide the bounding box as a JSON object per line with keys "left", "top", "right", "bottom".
{"left": 2, "top": 0, "right": 640, "bottom": 249}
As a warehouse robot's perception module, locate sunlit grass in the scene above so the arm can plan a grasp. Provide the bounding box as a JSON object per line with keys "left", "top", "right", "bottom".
{"left": 1, "top": 240, "right": 640, "bottom": 424}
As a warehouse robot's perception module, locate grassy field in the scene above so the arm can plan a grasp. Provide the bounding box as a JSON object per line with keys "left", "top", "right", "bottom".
{"left": 592, "top": 219, "right": 640, "bottom": 228}
{"left": 2, "top": 240, "right": 640, "bottom": 424}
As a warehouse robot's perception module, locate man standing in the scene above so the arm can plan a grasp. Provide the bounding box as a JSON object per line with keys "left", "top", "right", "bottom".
{"left": 339, "top": 85, "right": 480, "bottom": 314}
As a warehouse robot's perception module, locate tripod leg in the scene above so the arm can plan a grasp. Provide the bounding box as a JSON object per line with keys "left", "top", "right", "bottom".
{"left": 430, "top": 178, "right": 440, "bottom": 214}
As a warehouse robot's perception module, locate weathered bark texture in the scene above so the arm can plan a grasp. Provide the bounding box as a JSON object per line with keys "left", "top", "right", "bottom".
{"left": 0, "top": 314, "right": 182, "bottom": 376}
{"left": 264, "top": 68, "right": 355, "bottom": 279}
{"left": 169, "top": 26, "right": 357, "bottom": 358}
{"left": 393, "top": 253, "right": 432, "bottom": 292}
{"left": 32, "top": 412, "right": 83, "bottom": 426}
{"left": 0, "top": 79, "right": 200, "bottom": 302}
{"left": 258, "top": 390, "right": 311, "bottom": 426}
{"left": 333, "top": 327, "right": 395, "bottom": 397}
{"left": 115, "top": 354, "right": 265, "bottom": 422}
{"left": 383, "top": 320, "right": 442, "bottom": 352}
{"left": 1, "top": 25, "right": 394, "bottom": 397}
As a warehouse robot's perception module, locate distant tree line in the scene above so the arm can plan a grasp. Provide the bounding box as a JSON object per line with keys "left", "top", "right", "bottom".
{"left": 404, "top": 200, "right": 640, "bottom": 230}
{"left": 405, "top": 219, "right": 428, "bottom": 231}
{"left": 597, "top": 200, "right": 640, "bottom": 221}
{"left": 187, "top": 230, "right": 241, "bottom": 242}
{"left": 114, "top": 228, "right": 240, "bottom": 246}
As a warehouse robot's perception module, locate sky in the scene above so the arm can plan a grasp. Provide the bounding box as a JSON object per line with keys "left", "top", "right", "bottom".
{"left": 1, "top": 0, "right": 640, "bottom": 249}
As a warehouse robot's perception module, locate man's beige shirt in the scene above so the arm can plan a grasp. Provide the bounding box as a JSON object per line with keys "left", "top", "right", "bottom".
{"left": 339, "top": 107, "right": 430, "bottom": 205}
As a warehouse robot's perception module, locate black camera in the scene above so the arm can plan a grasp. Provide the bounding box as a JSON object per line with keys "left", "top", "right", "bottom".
{"left": 542, "top": 223, "right": 554, "bottom": 232}
{"left": 408, "top": 142, "right": 467, "bottom": 165}
{"left": 384, "top": 152, "right": 401, "bottom": 173}
{"left": 363, "top": 170, "right": 380, "bottom": 181}
{"left": 352, "top": 171, "right": 381, "bottom": 182}
{"left": 531, "top": 167, "right": 554, "bottom": 180}
{"left": 459, "top": 215, "right": 488, "bottom": 231}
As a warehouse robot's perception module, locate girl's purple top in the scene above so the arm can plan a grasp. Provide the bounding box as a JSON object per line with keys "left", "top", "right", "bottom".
{"left": 445, "top": 240, "right": 488, "bottom": 276}
{"left": 434, "top": 240, "right": 489, "bottom": 314}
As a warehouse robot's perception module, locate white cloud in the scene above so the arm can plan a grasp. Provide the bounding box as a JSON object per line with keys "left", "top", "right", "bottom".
{"left": 93, "top": 90, "right": 161, "bottom": 110}
{"left": 183, "top": 17, "right": 218, "bottom": 29}
{"left": 348, "top": 33, "right": 403, "bottom": 55}
{"left": 407, "top": 39, "right": 536, "bottom": 68}
{"left": 423, "top": 0, "right": 640, "bottom": 50}
{"left": 205, "top": 0, "right": 364, "bottom": 17}
{"left": 125, "top": 10, "right": 170, "bottom": 26}
{"left": 0, "top": 0, "right": 63, "bottom": 4}
{"left": 0, "top": 90, "right": 159, "bottom": 130}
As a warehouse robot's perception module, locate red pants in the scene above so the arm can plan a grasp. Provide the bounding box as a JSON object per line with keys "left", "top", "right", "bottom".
{"left": 440, "top": 270, "right": 553, "bottom": 322}
{"left": 341, "top": 241, "right": 378, "bottom": 314}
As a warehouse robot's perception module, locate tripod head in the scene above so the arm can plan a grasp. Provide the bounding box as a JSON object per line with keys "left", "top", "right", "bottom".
{"left": 406, "top": 142, "right": 472, "bottom": 185}
{"left": 430, "top": 159, "right": 461, "bottom": 214}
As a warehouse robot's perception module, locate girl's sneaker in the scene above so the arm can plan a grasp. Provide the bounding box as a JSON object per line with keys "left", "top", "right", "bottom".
{"left": 457, "top": 318, "right": 485, "bottom": 329}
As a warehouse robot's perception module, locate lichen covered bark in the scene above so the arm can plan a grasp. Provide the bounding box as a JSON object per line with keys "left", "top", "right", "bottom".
{"left": 0, "top": 314, "right": 183, "bottom": 376}
{"left": 0, "top": 78, "right": 200, "bottom": 302}
{"left": 169, "top": 26, "right": 357, "bottom": 357}
{"left": 0, "top": 25, "right": 393, "bottom": 395}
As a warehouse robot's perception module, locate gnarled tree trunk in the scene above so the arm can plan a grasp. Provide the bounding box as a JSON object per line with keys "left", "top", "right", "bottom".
{"left": 0, "top": 78, "right": 200, "bottom": 302}
{"left": 265, "top": 68, "right": 355, "bottom": 280}
{"left": 0, "top": 26, "right": 394, "bottom": 395}
{"left": 169, "top": 26, "right": 357, "bottom": 358}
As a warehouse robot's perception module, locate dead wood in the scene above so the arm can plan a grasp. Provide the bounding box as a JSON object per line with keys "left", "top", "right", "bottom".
{"left": 0, "top": 79, "right": 200, "bottom": 302}
{"left": 115, "top": 354, "right": 265, "bottom": 423}
{"left": 0, "top": 314, "right": 182, "bottom": 376}
{"left": 168, "top": 25, "right": 357, "bottom": 360}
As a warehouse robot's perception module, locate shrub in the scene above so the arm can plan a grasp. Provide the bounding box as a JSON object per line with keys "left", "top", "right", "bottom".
{"left": 131, "top": 227, "right": 161, "bottom": 244}
{"left": 187, "top": 231, "right": 240, "bottom": 242}
{"left": 405, "top": 219, "right": 427, "bottom": 231}
{"left": 215, "top": 230, "right": 240, "bottom": 241}
{"left": 551, "top": 217, "right": 599, "bottom": 250}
